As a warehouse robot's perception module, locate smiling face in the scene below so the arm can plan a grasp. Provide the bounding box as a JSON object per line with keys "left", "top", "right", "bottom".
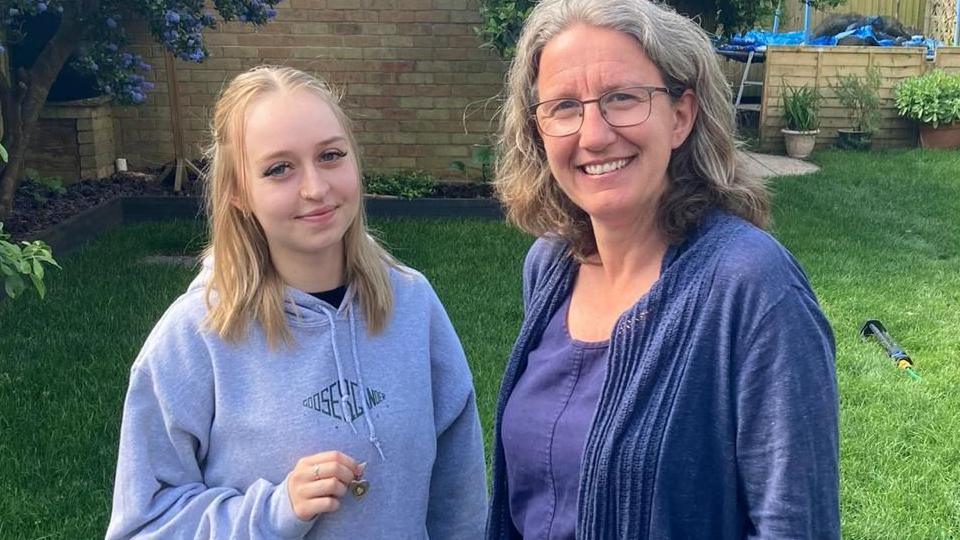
{"left": 240, "top": 88, "right": 361, "bottom": 276}
{"left": 536, "top": 24, "right": 697, "bottom": 231}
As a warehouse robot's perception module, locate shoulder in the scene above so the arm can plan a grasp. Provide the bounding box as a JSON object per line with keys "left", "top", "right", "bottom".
{"left": 704, "top": 214, "right": 812, "bottom": 293}
{"left": 691, "top": 215, "right": 822, "bottom": 325}
{"left": 523, "top": 235, "right": 568, "bottom": 286}
{"left": 132, "top": 285, "right": 215, "bottom": 378}
{"left": 387, "top": 264, "right": 439, "bottom": 305}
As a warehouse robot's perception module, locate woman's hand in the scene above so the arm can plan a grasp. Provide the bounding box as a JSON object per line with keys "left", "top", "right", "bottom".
{"left": 286, "top": 451, "right": 362, "bottom": 521}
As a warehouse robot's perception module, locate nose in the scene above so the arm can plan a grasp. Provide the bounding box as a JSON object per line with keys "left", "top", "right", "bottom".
{"left": 299, "top": 163, "right": 330, "bottom": 201}
{"left": 577, "top": 102, "right": 617, "bottom": 151}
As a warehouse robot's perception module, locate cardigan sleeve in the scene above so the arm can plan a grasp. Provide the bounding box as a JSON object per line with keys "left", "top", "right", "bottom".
{"left": 723, "top": 234, "right": 840, "bottom": 539}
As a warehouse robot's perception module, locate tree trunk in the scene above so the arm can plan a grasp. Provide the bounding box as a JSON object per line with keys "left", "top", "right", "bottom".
{"left": 0, "top": 9, "right": 87, "bottom": 221}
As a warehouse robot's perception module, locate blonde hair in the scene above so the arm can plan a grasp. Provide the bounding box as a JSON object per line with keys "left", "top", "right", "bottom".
{"left": 495, "top": 0, "right": 770, "bottom": 258}
{"left": 203, "top": 65, "right": 395, "bottom": 347}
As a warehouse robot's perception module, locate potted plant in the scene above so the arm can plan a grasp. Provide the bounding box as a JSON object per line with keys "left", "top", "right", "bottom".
{"left": 831, "top": 67, "right": 882, "bottom": 151}
{"left": 894, "top": 69, "right": 960, "bottom": 149}
{"left": 780, "top": 82, "right": 820, "bottom": 159}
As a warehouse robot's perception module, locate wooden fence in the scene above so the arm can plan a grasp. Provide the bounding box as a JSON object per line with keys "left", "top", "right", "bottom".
{"left": 778, "top": 0, "right": 928, "bottom": 33}
{"left": 935, "top": 46, "right": 960, "bottom": 68}
{"left": 759, "top": 46, "right": 927, "bottom": 151}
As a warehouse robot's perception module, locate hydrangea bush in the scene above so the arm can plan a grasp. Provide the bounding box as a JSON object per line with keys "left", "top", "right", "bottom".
{"left": 0, "top": 0, "right": 284, "bottom": 218}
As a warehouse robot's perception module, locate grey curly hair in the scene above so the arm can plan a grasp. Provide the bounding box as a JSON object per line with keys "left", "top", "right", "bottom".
{"left": 494, "top": 0, "right": 770, "bottom": 258}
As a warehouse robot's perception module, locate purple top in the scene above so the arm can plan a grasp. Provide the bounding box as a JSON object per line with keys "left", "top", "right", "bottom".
{"left": 501, "top": 293, "right": 609, "bottom": 539}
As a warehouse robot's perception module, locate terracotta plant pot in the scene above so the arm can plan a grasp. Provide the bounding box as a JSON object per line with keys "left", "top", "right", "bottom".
{"left": 781, "top": 128, "right": 819, "bottom": 159}
{"left": 836, "top": 129, "right": 872, "bottom": 151}
{"left": 918, "top": 122, "right": 960, "bottom": 149}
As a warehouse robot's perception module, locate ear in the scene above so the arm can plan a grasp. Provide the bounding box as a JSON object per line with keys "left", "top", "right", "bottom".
{"left": 670, "top": 89, "right": 698, "bottom": 150}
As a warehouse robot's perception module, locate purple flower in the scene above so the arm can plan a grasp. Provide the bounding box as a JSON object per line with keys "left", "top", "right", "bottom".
{"left": 106, "top": 17, "right": 117, "bottom": 29}
{"left": 165, "top": 10, "right": 180, "bottom": 24}
{"left": 37, "top": 3, "right": 48, "bottom": 13}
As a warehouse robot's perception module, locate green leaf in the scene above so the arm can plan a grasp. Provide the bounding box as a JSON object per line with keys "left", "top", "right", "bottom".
{"left": 5, "top": 274, "right": 25, "bottom": 299}
{"left": 0, "top": 143, "right": 7, "bottom": 163}
{"left": 29, "top": 273, "right": 46, "bottom": 299}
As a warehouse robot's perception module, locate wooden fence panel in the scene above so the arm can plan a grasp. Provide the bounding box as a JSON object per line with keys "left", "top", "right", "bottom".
{"left": 779, "top": 0, "right": 927, "bottom": 33}
{"left": 934, "top": 47, "right": 960, "bottom": 71}
{"left": 760, "top": 46, "right": 927, "bottom": 151}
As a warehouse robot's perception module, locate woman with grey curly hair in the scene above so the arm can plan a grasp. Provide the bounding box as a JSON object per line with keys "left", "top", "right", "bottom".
{"left": 487, "top": 1, "right": 840, "bottom": 538}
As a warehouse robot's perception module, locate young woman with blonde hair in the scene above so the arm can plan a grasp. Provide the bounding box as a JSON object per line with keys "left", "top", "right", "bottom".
{"left": 107, "top": 65, "right": 487, "bottom": 539}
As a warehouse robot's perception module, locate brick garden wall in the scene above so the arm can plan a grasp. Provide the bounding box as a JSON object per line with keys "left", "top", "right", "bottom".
{"left": 26, "top": 96, "right": 117, "bottom": 183}
{"left": 115, "top": 0, "right": 506, "bottom": 179}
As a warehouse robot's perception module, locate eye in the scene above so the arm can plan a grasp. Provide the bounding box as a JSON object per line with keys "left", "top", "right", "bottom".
{"left": 264, "top": 162, "right": 292, "bottom": 177}
{"left": 551, "top": 99, "right": 580, "bottom": 113}
{"left": 541, "top": 99, "right": 581, "bottom": 119}
{"left": 607, "top": 91, "right": 644, "bottom": 104}
{"left": 319, "top": 149, "right": 347, "bottom": 163}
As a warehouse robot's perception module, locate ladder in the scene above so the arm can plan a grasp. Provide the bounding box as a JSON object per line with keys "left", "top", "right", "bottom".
{"left": 734, "top": 50, "right": 763, "bottom": 112}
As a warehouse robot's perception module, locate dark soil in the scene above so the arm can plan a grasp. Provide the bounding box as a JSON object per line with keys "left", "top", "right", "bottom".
{"left": 5, "top": 169, "right": 202, "bottom": 242}
{"left": 4, "top": 168, "right": 493, "bottom": 242}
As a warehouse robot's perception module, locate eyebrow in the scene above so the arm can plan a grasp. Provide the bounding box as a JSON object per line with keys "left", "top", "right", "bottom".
{"left": 539, "top": 82, "right": 656, "bottom": 100}
{"left": 253, "top": 136, "right": 348, "bottom": 165}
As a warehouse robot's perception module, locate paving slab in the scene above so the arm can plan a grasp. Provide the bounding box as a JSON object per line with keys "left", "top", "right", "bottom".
{"left": 740, "top": 151, "right": 820, "bottom": 178}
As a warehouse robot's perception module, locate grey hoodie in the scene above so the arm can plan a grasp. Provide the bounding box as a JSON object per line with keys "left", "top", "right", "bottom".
{"left": 107, "top": 264, "right": 487, "bottom": 539}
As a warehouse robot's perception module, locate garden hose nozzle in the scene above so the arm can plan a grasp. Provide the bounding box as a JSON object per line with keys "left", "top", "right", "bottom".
{"left": 859, "top": 319, "right": 922, "bottom": 382}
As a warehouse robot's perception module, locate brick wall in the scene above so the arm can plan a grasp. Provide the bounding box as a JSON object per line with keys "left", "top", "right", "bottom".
{"left": 27, "top": 96, "right": 116, "bottom": 183}
{"left": 115, "top": 0, "right": 507, "bottom": 179}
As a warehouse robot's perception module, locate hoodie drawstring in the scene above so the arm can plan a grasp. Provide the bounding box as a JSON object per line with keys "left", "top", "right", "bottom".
{"left": 318, "top": 302, "right": 386, "bottom": 462}
{"left": 348, "top": 303, "right": 386, "bottom": 462}
{"left": 319, "top": 306, "right": 359, "bottom": 437}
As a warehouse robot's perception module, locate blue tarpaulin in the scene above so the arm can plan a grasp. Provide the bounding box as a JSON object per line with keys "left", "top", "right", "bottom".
{"left": 716, "top": 27, "right": 940, "bottom": 58}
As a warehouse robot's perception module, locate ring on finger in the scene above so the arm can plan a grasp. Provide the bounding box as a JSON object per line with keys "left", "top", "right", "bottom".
{"left": 313, "top": 463, "right": 322, "bottom": 481}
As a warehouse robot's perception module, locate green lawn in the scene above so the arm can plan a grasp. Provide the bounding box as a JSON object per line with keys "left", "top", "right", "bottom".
{"left": 1, "top": 148, "right": 958, "bottom": 538}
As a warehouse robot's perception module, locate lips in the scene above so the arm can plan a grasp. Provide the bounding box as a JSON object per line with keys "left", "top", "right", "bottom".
{"left": 296, "top": 206, "right": 336, "bottom": 221}
{"left": 580, "top": 157, "right": 632, "bottom": 176}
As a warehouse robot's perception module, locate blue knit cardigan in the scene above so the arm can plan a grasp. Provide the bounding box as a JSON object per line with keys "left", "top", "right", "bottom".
{"left": 487, "top": 211, "right": 840, "bottom": 539}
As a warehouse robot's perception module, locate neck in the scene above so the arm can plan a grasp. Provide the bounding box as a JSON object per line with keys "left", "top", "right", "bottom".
{"left": 590, "top": 211, "right": 668, "bottom": 285}
{"left": 272, "top": 242, "right": 346, "bottom": 293}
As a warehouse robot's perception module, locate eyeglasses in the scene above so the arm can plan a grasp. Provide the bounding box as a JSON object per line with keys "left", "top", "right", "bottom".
{"left": 531, "top": 86, "right": 677, "bottom": 137}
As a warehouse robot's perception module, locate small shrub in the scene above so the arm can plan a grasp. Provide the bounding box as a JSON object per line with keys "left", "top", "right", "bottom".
{"left": 895, "top": 69, "right": 960, "bottom": 128}
{"left": 363, "top": 170, "right": 436, "bottom": 199}
{"left": 20, "top": 168, "right": 66, "bottom": 205}
{"left": 831, "top": 68, "right": 882, "bottom": 133}
{"left": 0, "top": 222, "right": 60, "bottom": 299}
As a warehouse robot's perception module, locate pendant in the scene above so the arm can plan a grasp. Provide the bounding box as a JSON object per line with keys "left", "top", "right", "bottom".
{"left": 349, "top": 479, "right": 370, "bottom": 498}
